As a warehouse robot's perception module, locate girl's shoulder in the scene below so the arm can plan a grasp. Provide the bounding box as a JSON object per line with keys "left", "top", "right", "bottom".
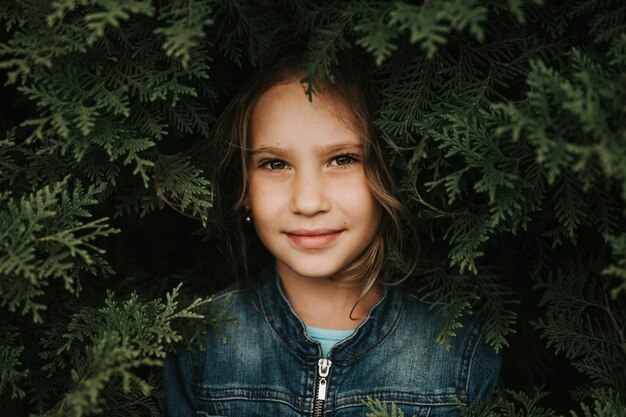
{"left": 399, "top": 289, "right": 501, "bottom": 405}
{"left": 209, "top": 283, "right": 255, "bottom": 304}
{"left": 207, "top": 266, "right": 274, "bottom": 305}
{"left": 401, "top": 290, "right": 495, "bottom": 352}
{"left": 205, "top": 281, "right": 263, "bottom": 322}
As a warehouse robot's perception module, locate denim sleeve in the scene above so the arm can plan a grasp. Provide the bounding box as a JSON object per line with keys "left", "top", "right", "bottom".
{"left": 466, "top": 331, "right": 501, "bottom": 407}
{"left": 162, "top": 346, "right": 198, "bottom": 417}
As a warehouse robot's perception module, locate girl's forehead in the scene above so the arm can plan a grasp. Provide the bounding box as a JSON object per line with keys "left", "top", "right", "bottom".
{"left": 250, "top": 80, "right": 361, "bottom": 147}
{"left": 258, "top": 79, "right": 341, "bottom": 110}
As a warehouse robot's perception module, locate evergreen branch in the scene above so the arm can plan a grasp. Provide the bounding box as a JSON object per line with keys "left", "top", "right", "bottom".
{"left": 48, "top": 0, "right": 155, "bottom": 46}
{"left": 154, "top": 153, "right": 212, "bottom": 227}
{"left": 0, "top": 178, "right": 119, "bottom": 323}
{"left": 39, "top": 218, "right": 112, "bottom": 264}
{"left": 41, "top": 331, "right": 157, "bottom": 417}
{"left": 502, "top": 0, "right": 545, "bottom": 25}
{"left": 493, "top": 389, "right": 554, "bottom": 417}
{"left": 388, "top": 0, "right": 487, "bottom": 59}
{"left": 445, "top": 213, "right": 493, "bottom": 274}
{"left": 435, "top": 299, "right": 473, "bottom": 350}
{"left": 0, "top": 2, "right": 28, "bottom": 32}
{"left": 458, "top": 387, "right": 624, "bottom": 417}
{"left": 362, "top": 396, "right": 413, "bottom": 417}
{"left": 533, "top": 268, "right": 626, "bottom": 392}
{"left": 551, "top": 172, "right": 589, "bottom": 243}
{"left": 570, "top": 388, "right": 626, "bottom": 417}
{"left": 113, "top": 187, "right": 165, "bottom": 219}
{"left": 495, "top": 52, "right": 626, "bottom": 199}
{"left": 603, "top": 294, "right": 626, "bottom": 357}
{"left": 153, "top": 0, "right": 214, "bottom": 68}
{"left": 0, "top": 325, "right": 28, "bottom": 400}
{"left": 301, "top": 8, "right": 352, "bottom": 99}
{"left": 0, "top": 13, "right": 88, "bottom": 84}
{"left": 212, "top": 0, "right": 294, "bottom": 67}
{"left": 415, "top": 268, "right": 517, "bottom": 352}
{"left": 352, "top": 4, "right": 399, "bottom": 66}
{"left": 603, "top": 233, "right": 626, "bottom": 299}
{"left": 0, "top": 128, "right": 26, "bottom": 189}
{"left": 37, "top": 285, "right": 224, "bottom": 417}
{"left": 456, "top": 387, "right": 554, "bottom": 417}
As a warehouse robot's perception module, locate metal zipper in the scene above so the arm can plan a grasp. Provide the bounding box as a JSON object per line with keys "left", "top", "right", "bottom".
{"left": 313, "top": 358, "right": 332, "bottom": 417}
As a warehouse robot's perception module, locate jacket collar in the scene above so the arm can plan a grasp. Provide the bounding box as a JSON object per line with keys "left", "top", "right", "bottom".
{"left": 257, "top": 265, "right": 404, "bottom": 364}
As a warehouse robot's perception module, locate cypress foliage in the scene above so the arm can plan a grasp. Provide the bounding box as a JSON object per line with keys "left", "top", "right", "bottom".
{"left": 0, "top": 1, "right": 624, "bottom": 416}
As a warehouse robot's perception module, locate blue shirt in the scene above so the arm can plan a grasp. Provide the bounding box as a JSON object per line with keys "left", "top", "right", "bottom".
{"left": 163, "top": 266, "right": 501, "bottom": 416}
{"left": 305, "top": 326, "right": 355, "bottom": 358}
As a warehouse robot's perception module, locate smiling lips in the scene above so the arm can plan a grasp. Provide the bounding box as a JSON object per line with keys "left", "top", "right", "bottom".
{"left": 285, "top": 229, "right": 343, "bottom": 249}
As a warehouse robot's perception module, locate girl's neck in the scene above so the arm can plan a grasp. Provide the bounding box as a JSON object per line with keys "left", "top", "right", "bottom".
{"left": 277, "top": 263, "right": 383, "bottom": 330}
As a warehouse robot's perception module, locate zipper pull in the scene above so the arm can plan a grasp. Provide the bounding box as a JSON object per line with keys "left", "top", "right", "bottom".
{"left": 316, "top": 358, "right": 332, "bottom": 400}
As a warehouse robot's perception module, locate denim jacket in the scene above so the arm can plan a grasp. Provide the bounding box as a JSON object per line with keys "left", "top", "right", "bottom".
{"left": 163, "top": 267, "right": 501, "bottom": 417}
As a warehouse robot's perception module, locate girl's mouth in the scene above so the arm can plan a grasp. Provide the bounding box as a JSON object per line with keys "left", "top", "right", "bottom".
{"left": 285, "top": 230, "right": 343, "bottom": 249}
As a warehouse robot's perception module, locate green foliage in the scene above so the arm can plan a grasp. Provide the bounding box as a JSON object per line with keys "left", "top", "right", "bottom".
{"left": 0, "top": 177, "right": 118, "bottom": 323}
{"left": 152, "top": 153, "right": 212, "bottom": 226}
{"left": 0, "top": 0, "right": 215, "bottom": 195}
{"left": 47, "top": 1, "right": 155, "bottom": 46}
{"left": 533, "top": 267, "right": 626, "bottom": 395}
{"left": 415, "top": 267, "right": 517, "bottom": 352}
{"left": 34, "top": 285, "right": 218, "bottom": 417}
{"left": 603, "top": 233, "right": 626, "bottom": 298}
{"left": 0, "top": 0, "right": 625, "bottom": 416}
{"left": 0, "top": 325, "right": 28, "bottom": 400}
{"left": 570, "top": 389, "right": 626, "bottom": 417}
{"left": 154, "top": 0, "right": 213, "bottom": 68}
{"left": 362, "top": 396, "right": 413, "bottom": 417}
{"left": 458, "top": 388, "right": 555, "bottom": 417}
{"left": 386, "top": 0, "right": 488, "bottom": 59}
{"left": 495, "top": 49, "right": 626, "bottom": 199}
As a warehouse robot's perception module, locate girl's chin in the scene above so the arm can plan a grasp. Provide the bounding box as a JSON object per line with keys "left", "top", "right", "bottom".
{"left": 276, "top": 261, "right": 347, "bottom": 282}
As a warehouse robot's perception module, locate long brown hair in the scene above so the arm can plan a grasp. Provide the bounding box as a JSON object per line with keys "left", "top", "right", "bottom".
{"left": 187, "top": 52, "right": 418, "bottom": 299}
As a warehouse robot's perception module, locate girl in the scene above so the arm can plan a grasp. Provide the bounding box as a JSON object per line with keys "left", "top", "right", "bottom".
{"left": 163, "top": 54, "right": 500, "bottom": 417}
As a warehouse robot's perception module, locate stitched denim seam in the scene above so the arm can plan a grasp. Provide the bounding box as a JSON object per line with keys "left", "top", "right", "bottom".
{"left": 196, "top": 394, "right": 455, "bottom": 413}
{"left": 210, "top": 287, "right": 249, "bottom": 303}
{"left": 458, "top": 321, "right": 481, "bottom": 404}
{"left": 258, "top": 285, "right": 316, "bottom": 364}
{"left": 331, "top": 391, "right": 458, "bottom": 411}
{"left": 464, "top": 325, "right": 484, "bottom": 405}
{"left": 275, "top": 274, "right": 322, "bottom": 357}
{"left": 332, "top": 400, "right": 453, "bottom": 411}
{"left": 406, "top": 293, "right": 437, "bottom": 306}
{"left": 195, "top": 386, "right": 295, "bottom": 395}
{"left": 188, "top": 348, "right": 201, "bottom": 395}
{"left": 335, "top": 390, "right": 458, "bottom": 400}
{"left": 195, "top": 388, "right": 457, "bottom": 402}
{"left": 195, "top": 394, "right": 308, "bottom": 414}
{"left": 207, "top": 288, "right": 251, "bottom": 327}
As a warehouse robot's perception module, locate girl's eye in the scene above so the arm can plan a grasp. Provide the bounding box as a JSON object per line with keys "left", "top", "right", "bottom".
{"left": 260, "top": 159, "right": 288, "bottom": 171}
{"left": 329, "top": 154, "right": 357, "bottom": 167}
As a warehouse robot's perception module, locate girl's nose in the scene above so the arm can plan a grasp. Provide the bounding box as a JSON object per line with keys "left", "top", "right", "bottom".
{"left": 290, "top": 170, "right": 330, "bottom": 216}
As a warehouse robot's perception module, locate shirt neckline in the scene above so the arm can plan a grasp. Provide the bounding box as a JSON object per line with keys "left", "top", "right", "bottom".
{"left": 305, "top": 325, "right": 356, "bottom": 339}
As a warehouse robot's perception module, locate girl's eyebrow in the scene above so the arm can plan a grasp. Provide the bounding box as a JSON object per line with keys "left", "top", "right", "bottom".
{"left": 319, "top": 143, "right": 363, "bottom": 155}
{"left": 249, "top": 143, "right": 363, "bottom": 158}
{"left": 249, "top": 147, "right": 293, "bottom": 158}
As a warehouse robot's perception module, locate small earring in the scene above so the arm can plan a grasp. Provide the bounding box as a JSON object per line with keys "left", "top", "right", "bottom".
{"left": 245, "top": 209, "right": 252, "bottom": 223}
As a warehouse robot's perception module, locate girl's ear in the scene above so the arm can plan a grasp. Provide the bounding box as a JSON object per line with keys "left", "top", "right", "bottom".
{"left": 242, "top": 194, "right": 250, "bottom": 210}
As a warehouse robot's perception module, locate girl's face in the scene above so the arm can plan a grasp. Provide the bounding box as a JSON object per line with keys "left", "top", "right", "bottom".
{"left": 245, "top": 80, "right": 382, "bottom": 283}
